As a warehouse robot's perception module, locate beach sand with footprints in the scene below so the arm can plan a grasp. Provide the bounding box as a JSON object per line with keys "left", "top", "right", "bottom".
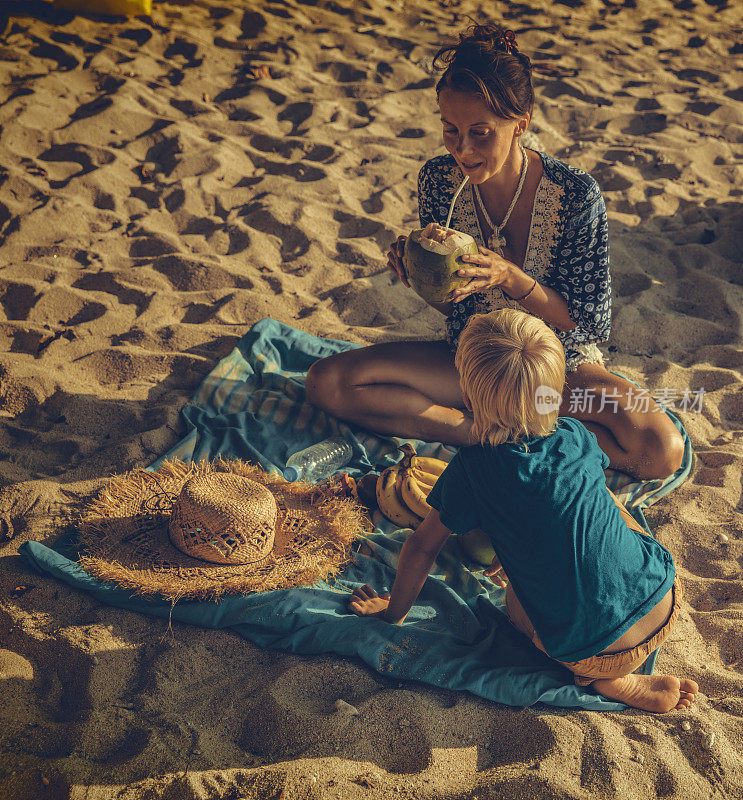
{"left": 1, "top": 0, "right": 742, "bottom": 797}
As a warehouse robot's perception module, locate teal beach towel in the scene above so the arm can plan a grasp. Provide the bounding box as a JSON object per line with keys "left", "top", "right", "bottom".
{"left": 20, "top": 318, "right": 694, "bottom": 711}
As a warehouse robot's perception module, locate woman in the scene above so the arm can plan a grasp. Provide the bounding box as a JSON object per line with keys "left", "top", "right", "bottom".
{"left": 306, "top": 22, "right": 684, "bottom": 481}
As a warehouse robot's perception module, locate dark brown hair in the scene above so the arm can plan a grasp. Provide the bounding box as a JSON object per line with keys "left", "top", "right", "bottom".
{"left": 434, "top": 22, "right": 534, "bottom": 121}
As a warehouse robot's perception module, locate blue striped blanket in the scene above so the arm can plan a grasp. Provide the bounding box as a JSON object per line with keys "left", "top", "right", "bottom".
{"left": 21, "top": 318, "right": 693, "bottom": 711}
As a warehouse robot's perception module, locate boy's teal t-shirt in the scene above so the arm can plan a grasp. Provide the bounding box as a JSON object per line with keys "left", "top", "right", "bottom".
{"left": 426, "top": 417, "right": 675, "bottom": 662}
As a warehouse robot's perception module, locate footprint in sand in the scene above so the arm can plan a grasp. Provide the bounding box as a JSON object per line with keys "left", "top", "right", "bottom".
{"left": 694, "top": 450, "right": 738, "bottom": 490}
{"left": 671, "top": 276, "right": 731, "bottom": 323}
{"left": 0, "top": 201, "right": 14, "bottom": 244}
{"left": 0, "top": 652, "right": 77, "bottom": 759}
{"left": 320, "top": 61, "right": 368, "bottom": 83}
{"left": 334, "top": 210, "right": 388, "bottom": 240}
{"left": 674, "top": 68, "right": 721, "bottom": 84}
{"left": 687, "top": 100, "right": 722, "bottom": 116}
{"left": 577, "top": 721, "right": 623, "bottom": 794}
{"left": 159, "top": 66, "right": 185, "bottom": 88}
{"left": 84, "top": 727, "right": 153, "bottom": 765}
{"left": 93, "top": 190, "right": 116, "bottom": 211}
{"left": 163, "top": 187, "right": 186, "bottom": 213}
{"left": 398, "top": 128, "right": 427, "bottom": 139}
{"left": 360, "top": 191, "right": 385, "bottom": 215}
{"left": 484, "top": 712, "right": 557, "bottom": 768}
{"left": 72, "top": 272, "right": 151, "bottom": 316}
{"left": 403, "top": 76, "right": 436, "bottom": 91}
{"left": 251, "top": 153, "right": 326, "bottom": 183}
{"left": 541, "top": 78, "right": 611, "bottom": 107}
{"left": 129, "top": 234, "right": 179, "bottom": 259}
{"left": 335, "top": 242, "right": 371, "bottom": 267}
{"left": 612, "top": 272, "right": 653, "bottom": 297}
{"left": 9, "top": 329, "right": 49, "bottom": 356}
{"left": 180, "top": 217, "right": 221, "bottom": 239}
{"left": 39, "top": 143, "right": 115, "bottom": 190}
{"left": 233, "top": 8, "right": 266, "bottom": 38}
{"left": 181, "top": 296, "right": 233, "bottom": 324}
{"left": 27, "top": 287, "right": 107, "bottom": 329}
{"left": 653, "top": 762, "right": 680, "bottom": 796}
{"left": 153, "top": 254, "right": 254, "bottom": 292}
{"left": 261, "top": 274, "right": 283, "bottom": 295}
{"left": 29, "top": 35, "right": 79, "bottom": 71}
{"left": 635, "top": 97, "right": 661, "bottom": 111}
{"left": 238, "top": 661, "right": 396, "bottom": 764}
{"left": 0, "top": 281, "right": 39, "bottom": 321}
{"left": 277, "top": 101, "right": 314, "bottom": 135}
{"left": 163, "top": 36, "right": 202, "bottom": 69}
{"left": 688, "top": 368, "right": 740, "bottom": 393}
{"left": 118, "top": 27, "right": 152, "bottom": 46}
{"left": 304, "top": 143, "right": 336, "bottom": 163}
{"left": 676, "top": 720, "right": 728, "bottom": 792}
{"left": 249, "top": 133, "right": 338, "bottom": 164}
{"left": 130, "top": 186, "right": 162, "bottom": 210}
{"left": 621, "top": 112, "right": 669, "bottom": 136}
{"left": 238, "top": 207, "right": 310, "bottom": 262}
{"left": 718, "top": 392, "right": 743, "bottom": 426}
{"left": 140, "top": 133, "right": 198, "bottom": 179}
{"left": 250, "top": 132, "right": 305, "bottom": 160}
{"left": 222, "top": 224, "right": 252, "bottom": 256}
{"left": 67, "top": 96, "right": 114, "bottom": 125}
{"left": 595, "top": 166, "right": 633, "bottom": 192}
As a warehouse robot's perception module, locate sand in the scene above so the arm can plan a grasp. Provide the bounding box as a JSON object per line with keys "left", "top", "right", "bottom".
{"left": 1, "top": 0, "right": 742, "bottom": 797}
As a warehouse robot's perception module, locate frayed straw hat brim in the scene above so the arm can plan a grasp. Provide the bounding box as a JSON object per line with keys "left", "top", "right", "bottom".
{"left": 77, "top": 459, "right": 369, "bottom": 602}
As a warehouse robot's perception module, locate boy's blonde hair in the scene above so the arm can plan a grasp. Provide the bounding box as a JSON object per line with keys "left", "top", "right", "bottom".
{"left": 455, "top": 309, "right": 566, "bottom": 447}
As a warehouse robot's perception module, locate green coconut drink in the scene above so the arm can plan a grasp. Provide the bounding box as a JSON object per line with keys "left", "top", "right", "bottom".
{"left": 403, "top": 222, "right": 479, "bottom": 305}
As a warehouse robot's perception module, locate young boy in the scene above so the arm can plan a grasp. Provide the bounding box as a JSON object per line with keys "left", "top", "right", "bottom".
{"left": 349, "top": 309, "right": 698, "bottom": 712}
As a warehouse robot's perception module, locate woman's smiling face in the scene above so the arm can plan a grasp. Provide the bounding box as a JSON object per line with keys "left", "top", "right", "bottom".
{"left": 438, "top": 87, "right": 526, "bottom": 183}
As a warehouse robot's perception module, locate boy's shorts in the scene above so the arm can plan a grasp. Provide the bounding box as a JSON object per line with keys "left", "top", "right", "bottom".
{"left": 506, "top": 577, "right": 683, "bottom": 686}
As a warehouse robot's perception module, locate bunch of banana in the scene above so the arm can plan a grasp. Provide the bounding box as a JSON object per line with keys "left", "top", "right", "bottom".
{"left": 375, "top": 464, "right": 420, "bottom": 528}
{"left": 375, "top": 444, "right": 448, "bottom": 528}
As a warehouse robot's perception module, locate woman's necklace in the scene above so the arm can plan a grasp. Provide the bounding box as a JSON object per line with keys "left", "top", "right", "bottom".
{"left": 473, "top": 144, "right": 528, "bottom": 254}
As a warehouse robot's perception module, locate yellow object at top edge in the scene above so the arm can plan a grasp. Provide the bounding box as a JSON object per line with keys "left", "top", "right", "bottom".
{"left": 53, "top": 0, "right": 152, "bottom": 15}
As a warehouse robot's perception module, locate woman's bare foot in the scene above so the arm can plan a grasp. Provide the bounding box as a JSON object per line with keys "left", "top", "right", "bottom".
{"left": 592, "top": 674, "right": 699, "bottom": 712}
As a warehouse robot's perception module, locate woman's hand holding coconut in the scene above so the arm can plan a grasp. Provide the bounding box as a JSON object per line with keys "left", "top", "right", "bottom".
{"left": 386, "top": 235, "right": 410, "bottom": 288}
{"left": 451, "top": 244, "right": 516, "bottom": 303}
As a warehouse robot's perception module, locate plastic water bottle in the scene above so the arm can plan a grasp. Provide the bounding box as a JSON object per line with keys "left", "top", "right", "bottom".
{"left": 283, "top": 436, "right": 353, "bottom": 483}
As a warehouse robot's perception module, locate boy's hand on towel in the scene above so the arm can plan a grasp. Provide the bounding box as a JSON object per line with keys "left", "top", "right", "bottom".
{"left": 483, "top": 554, "right": 509, "bottom": 587}
{"left": 348, "top": 584, "right": 394, "bottom": 619}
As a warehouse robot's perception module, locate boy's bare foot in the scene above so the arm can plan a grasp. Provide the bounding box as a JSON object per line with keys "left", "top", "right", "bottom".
{"left": 592, "top": 674, "right": 699, "bottom": 712}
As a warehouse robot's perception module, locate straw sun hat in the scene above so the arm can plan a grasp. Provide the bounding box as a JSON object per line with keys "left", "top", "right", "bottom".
{"left": 77, "top": 459, "right": 369, "bottom": 602}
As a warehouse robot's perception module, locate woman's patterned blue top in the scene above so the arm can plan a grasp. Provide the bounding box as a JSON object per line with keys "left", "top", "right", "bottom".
{"left": 417, "top": 150, "right": 611, "bottom": 372}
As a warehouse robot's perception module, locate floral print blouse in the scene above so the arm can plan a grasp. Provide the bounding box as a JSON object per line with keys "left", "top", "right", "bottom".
{"left": 417, "top": 150, "right": 611, "bottom": 372}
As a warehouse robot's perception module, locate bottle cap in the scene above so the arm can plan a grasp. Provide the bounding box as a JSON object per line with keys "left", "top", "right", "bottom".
{"left": 283, "top": 466, "right": 300, "bottom": 482}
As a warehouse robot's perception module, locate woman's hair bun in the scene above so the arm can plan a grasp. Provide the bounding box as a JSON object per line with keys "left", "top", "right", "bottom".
{"left": 468, "top": 22, "right": 519, "bottom": 55}
{"left": 433, "top": 21, "right": 534, "bottom": 121}
{"left": 491, "top": 26, "right": 519, "bottom": 55}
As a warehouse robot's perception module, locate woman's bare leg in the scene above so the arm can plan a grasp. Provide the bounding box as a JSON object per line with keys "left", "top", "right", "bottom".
{"left": 305, "top": 339, "right": 476, "bottom": 445}
{"left": 306, "top": 346, "right": 685, "bottom": 478}
{"left": 562, "top": 362, "right": 686, "bottom": 480}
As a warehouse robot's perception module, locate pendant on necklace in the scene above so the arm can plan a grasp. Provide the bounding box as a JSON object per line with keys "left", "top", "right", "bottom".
{"left": 488, "top": 232, "right": 506, "bottom": 253}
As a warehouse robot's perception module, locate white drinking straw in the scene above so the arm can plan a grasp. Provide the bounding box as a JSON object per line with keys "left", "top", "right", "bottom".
{"left": 444, "top": 175, "right": 469, "bottom": 230}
